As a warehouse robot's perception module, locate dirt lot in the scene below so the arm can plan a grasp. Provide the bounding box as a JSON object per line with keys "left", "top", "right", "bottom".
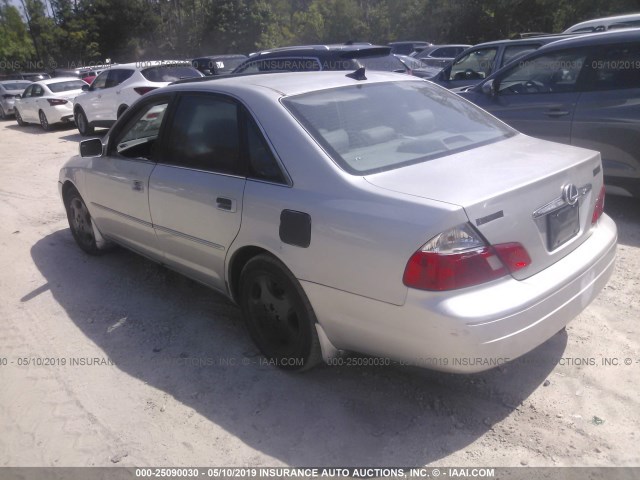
{"left": 0, "top": 119, "right": 639, "bottom": 468}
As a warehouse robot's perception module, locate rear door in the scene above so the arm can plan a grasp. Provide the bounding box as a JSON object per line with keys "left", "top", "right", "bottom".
{"left": 148, "top": 93, "right": 246, "bottom": 291}
{"left": 470, "top": 48, "right": 588, "bottom": 143}
{"left": 572, "top": 42, "right": 640, "bottom": 193}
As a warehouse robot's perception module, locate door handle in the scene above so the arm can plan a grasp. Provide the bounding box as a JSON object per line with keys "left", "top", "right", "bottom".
{"left": 132, "top": 180, "right": 144, "bottom": 192}
{"left": 545, "top": 109, "right": 570, "bottom": 117}
{"left": 216, "top": 197, "right": 236, "bottom": 212}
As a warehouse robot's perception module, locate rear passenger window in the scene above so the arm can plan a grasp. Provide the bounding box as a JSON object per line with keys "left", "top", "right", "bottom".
{"left": 165, "top": 95, "right": 240, "bottom": 174}
{"left": 246, "top": 116, "right": 285, "bottom": 184}
{"left": 583, "top": 43, "right": 640, "bottom": 91}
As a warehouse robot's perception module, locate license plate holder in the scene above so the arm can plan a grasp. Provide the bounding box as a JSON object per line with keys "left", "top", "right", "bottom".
{"left": 547, "top": 202, "right": 580, "bottom": 250}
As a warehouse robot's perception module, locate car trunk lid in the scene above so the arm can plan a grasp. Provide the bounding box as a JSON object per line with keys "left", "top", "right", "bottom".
{"left": 364, "top": 134, "right": 603, "bottom": 280}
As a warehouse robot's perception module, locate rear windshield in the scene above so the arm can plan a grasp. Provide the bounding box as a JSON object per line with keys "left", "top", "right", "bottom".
{"left": 2, "top": 82, "right": 31, "bottom": 90}
{"left": 141, "top": 66, "right": 201, "bottom": 82}
{"left": 48, "top": 80, "right": 87, "bottom": 92}
{"left": 283, "top": 81, "right": 514, "bottom": 175}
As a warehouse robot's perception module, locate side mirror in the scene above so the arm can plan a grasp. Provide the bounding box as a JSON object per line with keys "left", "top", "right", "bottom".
{"left": 81, "top": 84, "right": 90, "bottom": 91}
{"left": 481, "top": 79, "right": 497, "bottom": 96}
{"left": 80, "top": 138, "right": 103, "bottom": 158}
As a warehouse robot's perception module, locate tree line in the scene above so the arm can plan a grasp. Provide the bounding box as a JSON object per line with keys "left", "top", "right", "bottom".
{"left": 1, "top": 0, "right": 639, "bottom": 72}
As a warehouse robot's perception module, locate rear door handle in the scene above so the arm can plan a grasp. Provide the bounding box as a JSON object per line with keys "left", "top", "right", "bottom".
{"left": 216, "top": 197, "right": 236, "bottom": 212}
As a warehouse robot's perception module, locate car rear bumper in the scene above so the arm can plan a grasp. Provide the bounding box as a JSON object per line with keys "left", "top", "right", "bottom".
{"left": 302, "top": 214, "right": 617, "bottom": 373}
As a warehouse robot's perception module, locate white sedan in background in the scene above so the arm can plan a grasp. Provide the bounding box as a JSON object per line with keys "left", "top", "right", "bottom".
{"left": 59, "top": 71, "right": 616, "bottom": 373}
{"left": 15, "top": 77, "right": 87, "bottom": 130}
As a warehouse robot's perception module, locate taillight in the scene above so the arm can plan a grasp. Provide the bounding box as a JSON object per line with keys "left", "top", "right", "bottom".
{"left": 592, "top": 185, "right": 605, "bottom": 225}
{"left": 403, "top": 223, "right": 531, "bottom": 291}
{"left": 134, "top": 86, "right": 158, "bottom": 95}
{"left": 47, "top": 98, "right": 68, "bottom": 106}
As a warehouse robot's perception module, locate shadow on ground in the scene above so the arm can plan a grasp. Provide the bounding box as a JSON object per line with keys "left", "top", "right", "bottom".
{"left": 604, "top": 195, "right": 640, "bottom": 248}
{"left": 29, "top": 229, "right": 566, "bottom": 465}
{"left": 4, "top": 122, "right": 76, "bottom": 135}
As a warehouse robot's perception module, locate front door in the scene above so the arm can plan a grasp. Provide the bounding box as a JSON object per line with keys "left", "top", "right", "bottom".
{"left": 84, "top": 97, "right": 171, "bottom": 259}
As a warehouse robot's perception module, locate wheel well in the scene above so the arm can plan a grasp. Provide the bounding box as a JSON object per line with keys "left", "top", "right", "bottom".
{"left": 228, "top": 246, "right": 272, "bottom": 302}
{"left": 61, "top": 181, "right": 79, "bottom": 207}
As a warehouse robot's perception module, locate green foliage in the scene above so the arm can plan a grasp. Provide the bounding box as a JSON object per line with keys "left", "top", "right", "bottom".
{"left": 0, "top": 1, "right": 35, "bottom": 70}
{"left": 2, "top": 0, "right": 640, "bottom": 70}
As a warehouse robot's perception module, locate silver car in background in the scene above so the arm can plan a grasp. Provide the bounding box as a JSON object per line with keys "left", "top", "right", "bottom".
{"left": 0, "top": 80, "right": 32, "bottom": 119}
{"left": 59, "top": 71, "right": 616, "bottom": 373}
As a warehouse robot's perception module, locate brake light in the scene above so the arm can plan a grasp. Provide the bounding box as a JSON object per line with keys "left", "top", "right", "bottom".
{"left": 134, "top": 86, "right": 158, "bottom": 95}
{"left": 47, "top": 98, "right": 68, "bottom": 106}
{"left": 403, "top": 224, "right": 530, "bottom": 291}
{"left": 592, "top": 185, "right": 605, "bottom": 225}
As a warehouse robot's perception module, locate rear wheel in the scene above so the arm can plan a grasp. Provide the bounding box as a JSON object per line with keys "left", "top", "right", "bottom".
{"left": 15, "top": 108, "right": 25, "bottom": 126}
{"left": 117, "top": 105, "right": 128, "bottom": 118}
{"left": 64, "top": 187, "right": 101, "bottom": 255}
{"left": 239, "top": 254, "right": 322, "bottom": 372}
{"left": 39, "top": 110, "right": 50, "bottom": 131}
{"left": 75, "top": 108, "right": 94, "bottom": 136}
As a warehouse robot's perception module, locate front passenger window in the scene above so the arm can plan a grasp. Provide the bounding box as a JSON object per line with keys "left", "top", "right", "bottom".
{"left": 498, "top": 50, "right": 586, "bottom": 95}
{"left": 449, "top": 48, "right": 497, "bottom": 81}
{"left": 114, "top": 101, "right": 169, "bottom": 160}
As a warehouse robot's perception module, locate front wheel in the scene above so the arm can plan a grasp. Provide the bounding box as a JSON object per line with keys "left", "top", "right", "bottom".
{"left": 239, "top": 255, "right": 322, "bottom": 371}
{"left": 64, "top": 188, "right": 102, "bottom": 255}
{"left": 75, "top": 108, "right": 94, "bottom": 136}
{"left": 0, "top": 105, "right": 7, "bottom": 120}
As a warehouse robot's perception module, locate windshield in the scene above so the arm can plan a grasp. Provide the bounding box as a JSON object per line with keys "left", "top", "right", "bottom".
{"left": 2, "top": 82, "right": 31, "bottom": 91}
{"left": 48, "top": 80, "right": 87, "bottom": 92}
{"left": 283, "top": 81, "right": 514, "bottom": 175}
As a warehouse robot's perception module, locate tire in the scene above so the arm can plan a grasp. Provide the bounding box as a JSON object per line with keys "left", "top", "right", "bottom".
{"left": 117, "top": 105, "right": 128, "bottom": 118}
{"left": 0, "top": 105, "right": 6, "bottom": 120}
{"left": 75, "top": 108, "right": 94, "bottom": 136}
{"left": 239, "top": 254, "right": 322, "bottom": 372}
{"left": 15, "top": 108, "right": 25, "bottom": 126}
{"left": 64, "top": 187, "right": 102, "bottom": 255}
{"left": 39, "top": 110, "right": 50, "bottom": 131}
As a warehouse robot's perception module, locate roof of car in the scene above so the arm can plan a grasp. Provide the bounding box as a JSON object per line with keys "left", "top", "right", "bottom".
{"left": 0, "top": 80, "right": 32, "bottom": 85}
{"left": 471, "top": 33, "right": 578, "bottom": 49}
{"left": 35, "top": 77, "right": 86, "bottom": 86}
{"left": 192, "top": 54, "right": 247, "bottom": 60}
{"left": 250, "top": 44, "right": 391, "bottom": 55}
{"left": 534, "top": 27, "right": 640, "bottom": 50}
{"left": 565, "top": 13, "right": 640, "bottom": 32}
{"left": 166, "top": 69, "right": 418, "bottom": 97}
{"left": 104, "top": 60, "right": 193, "bottom": 70}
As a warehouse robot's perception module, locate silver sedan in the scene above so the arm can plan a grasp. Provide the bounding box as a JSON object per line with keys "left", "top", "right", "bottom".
{"left": 58, "top": 71, "right": 617, "bottom": 373}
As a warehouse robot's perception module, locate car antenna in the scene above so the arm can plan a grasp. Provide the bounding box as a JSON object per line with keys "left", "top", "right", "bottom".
{"left": 346, "top": 67, "right": 367, "bottom": 81}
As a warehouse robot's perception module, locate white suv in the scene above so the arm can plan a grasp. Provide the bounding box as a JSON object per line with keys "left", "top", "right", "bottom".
{"left": 73, "top": 60, "right": 202, "bottom": 135}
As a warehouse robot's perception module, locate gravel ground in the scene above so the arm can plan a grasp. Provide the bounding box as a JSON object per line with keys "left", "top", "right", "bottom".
{"left": 0, "top": 119, "right": 639, "bottom": 468}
